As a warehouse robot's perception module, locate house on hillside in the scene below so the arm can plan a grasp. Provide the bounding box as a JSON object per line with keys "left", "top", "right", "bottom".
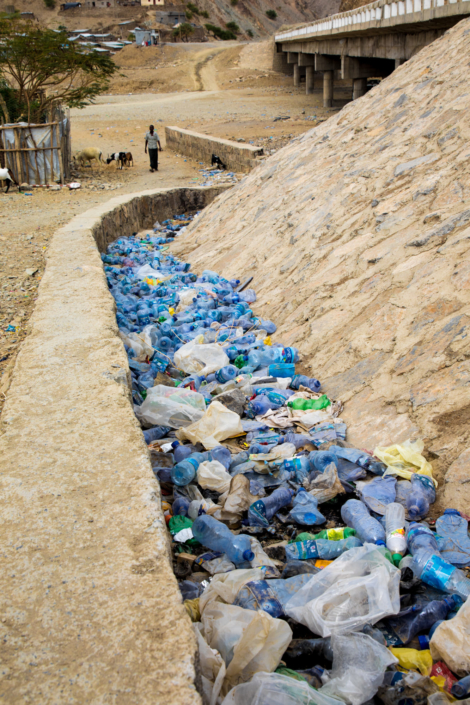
{"left": 155, "top": 8, "right": 186, "bottom": 24}
{"left": 141, "top": 0, "right": 164, "bottom": 5}
{"left": 85, "top": 0, "right": 116, "bottom": 6}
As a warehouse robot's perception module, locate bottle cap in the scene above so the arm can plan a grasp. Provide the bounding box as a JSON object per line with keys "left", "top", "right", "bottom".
{"left": 243, "top": 550, "right": 255, "bottom": 562}
{"left": 418, "top": 635, "right": 429, "bottom": 650}
{"left": 392, "top": 553, "right": 403, "bottom": 567}
{"left": 376, "top": 540, "right": 386, "bottom": 546}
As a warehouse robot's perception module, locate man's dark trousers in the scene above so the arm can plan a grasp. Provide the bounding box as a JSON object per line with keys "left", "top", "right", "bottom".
{"left": 149, "top": 148, "right": 159, "bottom": 170}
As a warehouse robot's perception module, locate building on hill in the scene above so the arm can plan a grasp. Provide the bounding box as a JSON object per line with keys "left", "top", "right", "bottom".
{"left": 85, "top": 0, "right": 116, "bottom": 6}
{"left": 141, "top": 0, "right": 164, "bottom": 5}
{"left": 155, "top": 8, "right": 185, "bottom": 24}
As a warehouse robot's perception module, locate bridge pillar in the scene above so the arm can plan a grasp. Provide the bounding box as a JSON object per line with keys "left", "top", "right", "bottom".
{"left": 294, "top": 63, "right": 301, "bottom": 87}
{"left": 306, "top": 66, "right": 314, "bottom": 94}
{"left": 323, "top": 70, "right": 334, "bottom": 107}
{"left": 353, "top": 77, "right": 367, "bottom": 100}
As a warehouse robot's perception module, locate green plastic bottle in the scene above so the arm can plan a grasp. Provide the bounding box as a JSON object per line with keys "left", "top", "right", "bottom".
{"left": 294, "top": 527, "right": 356, "bottom": 543}
{"left": 287, "top": 394, "right": 331, "bottom": 411}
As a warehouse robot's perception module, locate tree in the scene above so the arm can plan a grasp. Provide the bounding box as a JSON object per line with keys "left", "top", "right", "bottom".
{"left": 172, "top": 22, "right": 194, "bottom": 42}
{"left": 247, "top": 29, "right": 253, "bottom": 37}
{"left": 204, "top": 23, "right": 236, "bottom": 40}
{"left": 266, "top": 9, "right": 277, "bottom": 19}
{"left": 226, "top": 20, "right": 239, "bottom": 32}
{"left": 0, "top": 20, "right": 118, "bottom": 123}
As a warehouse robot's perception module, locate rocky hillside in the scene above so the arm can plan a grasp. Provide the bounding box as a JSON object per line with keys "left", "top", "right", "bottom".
{"left": 173, "top": 18, "right": 470, "bottom": 512}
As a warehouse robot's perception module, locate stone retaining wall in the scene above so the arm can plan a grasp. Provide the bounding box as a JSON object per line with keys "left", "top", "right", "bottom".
{"left": 165, "top": 126, "right": 264, "bottom": 173}
{"left": 0, "top": 186, "right": 226, "bottom": 704}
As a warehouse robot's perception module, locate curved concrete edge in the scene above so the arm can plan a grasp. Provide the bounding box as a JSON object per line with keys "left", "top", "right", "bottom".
{"left": 0, "top": 186, "right": 227, "bottom": 704}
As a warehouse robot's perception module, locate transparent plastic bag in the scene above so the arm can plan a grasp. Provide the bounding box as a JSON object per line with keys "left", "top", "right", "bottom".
{"left": 201, "top": 603, "right": 292, "bottom": 694}
{"left": 430, "top": 592, "right": 470, "bottom": 675}
{"left": 194, "top": 623, "right": 226, "bottom": 705}
{"left": 197, "top": 460, "right": 231, "bottom": 494}
{"left": 306, "top": 463, "right": 345, "bottom": 504}
{"left": 119, "top": 330, "right": 154, "bottom": 362}
{"left": 320, "top": 632, "right": 398, "bottom": 705}
{"left": 285, "top": 544, "right": 400, "bottom": 636}
{"left": 176, "top": 401, "right": 244, "bottom": 450}
{"left": 174, "top": 336, "right": 230, "bottom": 376}
{"left": 199, "top": 568, "right": 265, "bottom": 614}
{"left": 221, "top": 671, "right": 342, "bottom": 705}
{"left": 137, "top": 385, "right": 206, "bottom": 428}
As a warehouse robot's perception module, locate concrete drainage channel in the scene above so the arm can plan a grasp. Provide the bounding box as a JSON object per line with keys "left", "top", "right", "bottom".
{"left": 0, "top": 186, "right": 225, "bottom": 704}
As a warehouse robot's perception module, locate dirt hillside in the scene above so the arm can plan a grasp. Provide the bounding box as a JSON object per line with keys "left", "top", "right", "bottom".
{"left": 173, "top": 18, "right": 470, "bottom": 512}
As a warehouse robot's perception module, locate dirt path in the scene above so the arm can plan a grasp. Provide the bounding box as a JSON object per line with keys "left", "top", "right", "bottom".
{"left": 194, "top": 48, "right": 224, "bottom": 91}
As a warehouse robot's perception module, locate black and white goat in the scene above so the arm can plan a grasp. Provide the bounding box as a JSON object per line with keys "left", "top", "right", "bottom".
{"left": 0, "top": 167, "right": 18, "bottom": 193}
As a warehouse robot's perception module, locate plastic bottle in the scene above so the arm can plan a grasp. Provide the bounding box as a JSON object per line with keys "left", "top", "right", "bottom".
{"left": 245, "top": 395, "right": 278, "bottom": 419}
{"left": 406, "top": 522, "right": 440, "bottom": 556}
{"left": 214, "top": 364, "right": 238, "bottom": 383}
{"left": 385, "top": 503, "right": 407, "bottom": 563}
{"left": 143, "top": 425, "right": 171, "bottom": 443}
{"left": 389, "top": 597, "right": 455, "bottom": 644}
{"left": 341, "top": 499, "right": 386, "bottom": 544}
{"left": 451, "top": 675, "right": 470, "bottom": 699}
{"left": 296, "top": 527, "right": 357, "bottom": 542}
{"left": 172, "top": 496, "right": 190, "bottom": 516}
{"left": 289, "top": 488, "right": 326, "bottom": 526}
{"left": 286, "top": 536, "right": 362, "bottom": 561}
{"left": 171, "top": 453, "right": 205, "bottom": 486}
{"left": 410, "top": 550, "right": 470, "bottom": 599}
{"left": 268, "top": 363, "right": 295, "bottom": 378}
{"left": 192, "top": 515, "right": 254, "bottom": 564}
{"left": 309, "top": 451, "right": 338, "bottom": 473}
{"left": 283, "top": 456, "right": 311, "bottom": 482}
{"left": 290, "top": 374, "right": 321, "bottom": 391}
{"left": 248, "top": 487, "right": 294, "bottom": 527}
{"left": 406, "top": 474, "right": 436, "bottom": 519}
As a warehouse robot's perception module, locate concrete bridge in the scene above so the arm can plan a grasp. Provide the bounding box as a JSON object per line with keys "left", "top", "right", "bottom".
{"left": 274, "top": 0, "right": 470, "bottom": 105}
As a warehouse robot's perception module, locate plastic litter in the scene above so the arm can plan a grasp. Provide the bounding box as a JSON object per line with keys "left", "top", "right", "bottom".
{"left": 103, "top": 214, "right": 469, "bottom": 705}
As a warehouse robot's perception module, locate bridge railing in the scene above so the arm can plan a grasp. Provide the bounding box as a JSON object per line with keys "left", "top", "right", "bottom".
{"left": 275, "top": 0, "right": 469, "bottom": 41}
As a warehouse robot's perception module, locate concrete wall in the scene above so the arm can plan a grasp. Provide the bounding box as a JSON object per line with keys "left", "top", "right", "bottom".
{"left": 165, "top": 126, "right": 264, "bottom": 174}
{"left": 0, "top": 186, "right": 226, "bottom": 704}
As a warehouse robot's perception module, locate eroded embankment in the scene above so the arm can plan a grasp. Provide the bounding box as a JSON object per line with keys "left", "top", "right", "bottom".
{"left": 0, "top": 187, "right": 226, "bottom": 704}
{"left": 172, "top": 18, "right": 470, "bottom": 512}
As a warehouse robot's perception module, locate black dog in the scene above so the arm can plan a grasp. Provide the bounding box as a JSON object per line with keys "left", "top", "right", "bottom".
{"left": 211, "top": 154, "right": 226, "bottom": 170}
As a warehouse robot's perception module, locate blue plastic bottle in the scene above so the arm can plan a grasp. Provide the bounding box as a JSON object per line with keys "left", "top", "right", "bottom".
{"left": 248, "top": 487, "right": 294, "bottom": 527}
{"left": 406, "top": 522, "right": 440, "bottom": 556}
{"left": 172, "top": 496, "right": 190, "bottom": 516}
{"left": 406, "top": 474, "right": 436, "bottom": 519}
{"left": 289, "top": 489, "right": 326, "bottom": 526}
{"left": 192, "top": 515, "right": 254, "bottom": 564}
{"left": 282, "top": 347, "right": 299, "bottom": 363}
{"left": 309, "top": 451, "right": 338, "bottom": 473}
{"left": 411, "top": 550, "right": 470, "bottom": 599}
{"left": 283, "top": 456, "right": 311, "bottom": 483}
{"left": 143, "top": 426, "right": 171, "bottom": 443}
{"left": 207, "top": 445, "right": 232, "bottom": 470}
{"left": 452, "top": 675, "right": 470, "bottom": 699}
{"left": 341, "top": 499, "right": 386, "bottom": 544}
{"left": 388, "top": 597, "right": 455, "bottom": 644}
{"left": 246, "top": 395, "right": 278, "bottom": 419}
{"left": 214, "top": 365, "right": 238, "bottom": 383}
{"left": 286, "top": 536, "right": 363, "bottom": 561}
{"left": 268, "top": 363, "right": 295, "bottom": 378}
{"left": 291, "top": 375, "right": 321, "bottom": 392}
{"left": 171, "top": 454, "right": 204, "bottom": 486}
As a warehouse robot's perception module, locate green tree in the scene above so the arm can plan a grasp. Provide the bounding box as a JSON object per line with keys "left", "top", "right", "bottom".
{"left": 44, "top": 0, "right": 56, "bottom": 8}
{"left": 201, "top": 9, "right": 209, "bottom": 17}
{"left": 247, "top": 29, "right": 253, "bottom": 37}
{"left": 266, "top": 9, "right": 277, "bottom": 19}
{"left": 172, "top": 22, "right": 194, "bottom": 42}
{"left": 226, "top": 20, "right": 239, "bottom": 32}
{"left": 230, "top": 0, "right": 238, "bottom": 5}
{"left": 204, "top": 23, "right": 236, "bottom": 40}
{"left": 0, "top": 20, "right": 118, "bottom": 122}
{"left": 186, "top": 2, "right": 200, "bottom": 14}
{"left": 185, "top": 8, "right": 193, "bottom": 20}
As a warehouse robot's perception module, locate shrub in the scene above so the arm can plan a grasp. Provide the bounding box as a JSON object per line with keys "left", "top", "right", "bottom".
{"left": 185, "top": 9, "right": 193, "bottom": 20}
{"left": 172, "top": 22, "right": 194, "bottom": 41}
{"left": 204, "top": 23, "right": 236, "bottom": 40}
{"left": 201, "top": 9, "right": 209, "bottom": 17}
{"left": 187, "top": 2, "right": 200, "bottom": 14}
{"left": 247, "top": 28, "right": 253, "bottom": 37}
{"left": 266, "top": 9, "right": 277, "bottom": 19}
{"left": 226, "top": 20, "right": 239, "bottom": 32}
{"left": 44, "top": 0, "right": 56, "bottom": 8}
{"left": 230, "top": 0, "right": 238, "bottom": 5}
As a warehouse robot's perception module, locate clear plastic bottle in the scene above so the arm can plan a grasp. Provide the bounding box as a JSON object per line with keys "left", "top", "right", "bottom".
{"left": 341, "top": 499, "right": 386, "bottom": 544}
{"left": 289, "top": 488, "right": 326, "bottom": 526}
{"left": 290, "top": 374, "right": 321, "bottom": 392}
{"left": 451, "top": 675, "right": 470, "bottom": 699}
{"left": 286, "top": 536, "right": 362, "bottom": 561}
{"left": 309, "top": 451, "right": 338, "bottom": 473}
{"left": 171, "top": 452, "right": 205, "bottom": 486}
{"left": 192, "top": 515, "right": 254, "bottom": 564}
{"left": 411, "top": 550, "right": 470, "bottom": 599}
{"left": 385, "top": 503, "right": 407, "bottom": 561}
{"left": 214, "top": 364, "right": 238, "bottom": 383}
{"left": 268, "top": 363, "right": 295, "bottom": 378}
{"left": 406, "top": 522, "right": 440, "bottom": 555}
{"left": 406, "top": 474, "right": 436, "bottom": 519}
{"left": 248, "top": 487, "right": 294, "bottom": 527}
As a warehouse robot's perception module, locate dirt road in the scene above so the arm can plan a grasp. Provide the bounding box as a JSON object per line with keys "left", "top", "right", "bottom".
{"left": 0, "top": 42, "right": 352, "bottom": 409}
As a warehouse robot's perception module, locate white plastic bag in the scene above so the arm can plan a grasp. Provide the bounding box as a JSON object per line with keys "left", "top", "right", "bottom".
{"left": 320, "top": 632, "right": 398, "bottom": 705}
{"left": 221, "top": 671, "right": 341, "bottom": 705}
{"left": 199, "top": 568, "right": 264, "bottom": 614}
{"left": 174, "top": 336, "right": 229, "bottom": 376}
{"left": 306, "top": 463, "right": 345, "bottom": 503}
{"left": 119, "top": 330, "right": 154, "bottom": 362}
{"left": 201, "top": 603, "right": 292, "bottom": 694}
{"left": 137, "top": 385, "right": 206, "bottom": 428}
{"left": 176, "top": 401, "right": 243, "bottom": 449}
{"left": 285, "top": 544, "right": 400, "bottom": 636}
{"left": 430, "top": 591, "right": 470, "bottom": 675}
{"left": 197, "top": 460, "right": 231, "bottom": 494}
{"left": 195, "top": 623, "right": 226, "bottom": 705}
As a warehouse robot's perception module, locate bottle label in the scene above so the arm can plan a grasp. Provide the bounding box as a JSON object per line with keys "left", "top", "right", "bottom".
{"left": 327, "top": 528, "right": 346, "bottom": 541}
{"left": 390, "top": 528, "right": 405, "bottom": 537}
{"left": 285, "top": 540, "right": 319, "bottom": 560}
{"left": 421, "top": 555, "right": 455, "bottom": 590}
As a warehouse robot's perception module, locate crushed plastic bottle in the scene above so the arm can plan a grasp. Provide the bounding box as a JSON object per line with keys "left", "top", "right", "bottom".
{"left": 192, "top": 514, "right": 254, "bottom": 564}
{"left": 341, "top": 498, "right": 386, "bottom": 544}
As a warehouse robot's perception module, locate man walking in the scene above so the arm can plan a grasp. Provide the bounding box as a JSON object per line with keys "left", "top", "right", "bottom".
{"left": 145, "top": 125, "right": 162, "bottom": 172}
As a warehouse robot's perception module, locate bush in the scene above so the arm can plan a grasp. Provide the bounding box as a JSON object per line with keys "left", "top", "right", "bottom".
{"left": 201, "top": 9, "right": 209, "bottom": 17}
{"left": 226, "top": 20, "right": 239, "bottom": 32}
{"left": 230, "top": 0, "right": 238, "bottom": 5}
{"left": 186, "top": 2, "right": 200, "bottom": 14}
{"left": 44, "top": 0, "right": 56, "bottom": 8}
{"left": 172, "top": 22, "right": 194, "bottom": 41}
{"left": 266, "top": 9, "right": 277, "bottom": 19}
{"left": 204, "top": 23, "right": 236, "bottom": 40}
{"left": 247, "top": 29, "right": 253, "bottom": 37}
{"left": 185, "top": 9, "right": 193, "bottom": 20}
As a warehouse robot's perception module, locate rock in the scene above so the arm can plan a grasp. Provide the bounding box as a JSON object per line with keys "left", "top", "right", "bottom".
{"left": 24, "top": 268, "right": 38, "bottom": 277}
{"left": 49, "top": 185, "right": 61, "bottom": 191}
{"left": 20, "top": 183, "right": 30, "bottom": 189}
{"left": 212, "top": 388, "right": 245, "bottom": 416}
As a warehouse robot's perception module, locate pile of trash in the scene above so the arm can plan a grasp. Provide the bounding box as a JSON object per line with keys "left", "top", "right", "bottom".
{"left": 198, "top": 168, "right": 239, "bottom": 187}
{"left": 103, "top": 211, "right": 470, "bottom": 705}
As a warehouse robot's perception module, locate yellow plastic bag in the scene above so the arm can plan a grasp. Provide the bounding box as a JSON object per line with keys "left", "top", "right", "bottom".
{"left": 374, "top": 439, "right": 436, "bottom": 485}
{"left": 390, "top": 647, "right": 433, "bottom": 675}
{"left": 184, "top": 597, "right": 201, "bottom": 622}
